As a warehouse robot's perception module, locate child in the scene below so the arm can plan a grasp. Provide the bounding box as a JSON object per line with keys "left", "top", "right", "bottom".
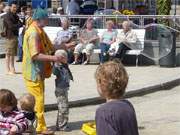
{"left": 0, "top": 89, "right": 28, "bottom": 135}
{"left": 53, "top": 50, "right": 73, "bottom": 131}
{"left": 95, "top": 60, "right": 139, "bottom": 135}
{"left": 19, "top": 93, "right": 36, "bottom": 134}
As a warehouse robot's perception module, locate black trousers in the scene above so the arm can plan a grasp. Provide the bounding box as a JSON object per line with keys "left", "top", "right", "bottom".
{"left": 116, "top": 43, "right": 131, "bottom": 60}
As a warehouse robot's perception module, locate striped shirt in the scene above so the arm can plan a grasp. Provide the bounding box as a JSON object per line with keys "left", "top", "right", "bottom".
{"left": 0, "top": 108, "right": 28, "bottom": 134}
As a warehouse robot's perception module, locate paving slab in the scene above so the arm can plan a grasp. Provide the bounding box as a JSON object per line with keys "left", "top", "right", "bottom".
{"left": 1, "top": 58, "right": 180, "bottom": 107}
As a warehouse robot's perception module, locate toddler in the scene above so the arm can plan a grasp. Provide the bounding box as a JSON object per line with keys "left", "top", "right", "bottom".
{"left": 0, "top": 89, "right": 28, "bottom": 135}
{"left": 53, "top": 50, "right": 73, "bottom": 131}
{"left": 19, "top": 93, "right": 36, "bottom": 134}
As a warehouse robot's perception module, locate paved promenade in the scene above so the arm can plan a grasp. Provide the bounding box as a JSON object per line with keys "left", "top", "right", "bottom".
{"left": 45, "top": 85, "right": 180, "bottom": 135}
{"left": 1, "top": 58, "right": 180, "bottom": 106}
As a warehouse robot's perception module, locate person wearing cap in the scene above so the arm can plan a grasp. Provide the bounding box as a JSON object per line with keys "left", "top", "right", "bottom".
{"left": 22, "top": 7, "right": 66, "bottom": 134}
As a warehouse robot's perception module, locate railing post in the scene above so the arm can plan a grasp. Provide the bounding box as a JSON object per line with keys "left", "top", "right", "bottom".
{"left": 140, "top": 16, "right": 144, "bottom": 28}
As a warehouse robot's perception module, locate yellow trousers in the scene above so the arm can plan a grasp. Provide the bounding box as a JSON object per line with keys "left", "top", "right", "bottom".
{"left": 24, "top": 79, "right": 47, "bottom": 132}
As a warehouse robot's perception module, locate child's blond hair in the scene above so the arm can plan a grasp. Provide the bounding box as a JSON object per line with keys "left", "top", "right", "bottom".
{"left": 95, "top": 60, "right": 128, "bottom": 99}
{"left": 19, "top": 94, "right": 35, "bottom": 112}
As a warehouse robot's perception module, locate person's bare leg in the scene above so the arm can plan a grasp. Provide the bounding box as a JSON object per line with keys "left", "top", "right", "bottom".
{"left": 5, "top": 54, "right": 10, "bottom": 73}
{"left": 83, "top": 54, "right": 90, "bottom": 65}
{"left": 10, "top": 56, "right": 15, "bottom": 73}
{"left": 86, "top": 54, "right": 90, "bottom": 62}
{"left": 74, "top": 53, "right": 79, "bottom": 63}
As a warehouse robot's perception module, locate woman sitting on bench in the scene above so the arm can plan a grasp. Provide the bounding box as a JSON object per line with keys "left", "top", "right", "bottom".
{"left": 99, "top": 20, "right": 117, "bottom": 63}
{"left": 113, "top": 21, "right": 137, "bottom": 60}
{"left": 73, "top": 18, "right": 99, "bottom": 65}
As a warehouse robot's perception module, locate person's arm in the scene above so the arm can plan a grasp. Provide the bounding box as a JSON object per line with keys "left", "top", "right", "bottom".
{"left": 125, "top": 31, "right": 137, "bottom": 43}
{"left": 100, "top": 32, "right": 105, "bottom": 43}
{"left": 32, "top": 53, "right": 64, "bottom": 62}
{"left": 66, "top": 4, "right": 69, "bottom": 15}
{"left": 29, "top": 32, "right": 66, "bottom": 63}
{"left": 52, "top": 65, "right": 59, "bottom": 76}
{"left": 4, "top": 14, "right": 22, "bottom": 30}
{"left": 88, "top": 31, "right": 99, "bottom": 43}
{"left": 65, "top": 41, "right": 76, "bottom": 49}
{"left": 109, "top": 36, "right": 116, "bottom": 45}
{"left": 79, "top": 30, "right": 87, "bottom": 44}
{"left": 79, "top": 37, "right": 87, "bottom": 44}
{"left": 0, "top": 121, "right": 12, "bottom": 129}
{"left": 10, "top": 112, "right": 28, "bottom": 134}
{"left": 109, "top": 32, "right": 117, "bottom": 45}
{"left": 88, "top": 36, "right": 99, "bottom": 43}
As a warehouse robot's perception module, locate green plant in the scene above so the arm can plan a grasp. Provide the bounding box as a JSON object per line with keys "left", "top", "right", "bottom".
{"left": 157, "top": 0, "right": 171, "bottom": 25}
{"left": 157, "top": 0, "right": 171, "bottom": 15}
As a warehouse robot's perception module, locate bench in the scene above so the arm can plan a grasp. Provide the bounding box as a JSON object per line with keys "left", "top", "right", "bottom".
{"left": 44, "top": 27, "right": 145, "bottom": 66}
{"left": 90, "top": 29, "right": 145, "bottom": 66}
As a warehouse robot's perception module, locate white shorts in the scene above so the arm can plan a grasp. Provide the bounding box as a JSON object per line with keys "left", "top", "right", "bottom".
{"left": 74, "top": 43, "right": 95, "bottom": 55}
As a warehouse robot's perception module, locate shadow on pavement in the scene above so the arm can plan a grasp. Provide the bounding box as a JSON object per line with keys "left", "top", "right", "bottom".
{"left": 48, "top": 120, "right": 94, "bottom": 131}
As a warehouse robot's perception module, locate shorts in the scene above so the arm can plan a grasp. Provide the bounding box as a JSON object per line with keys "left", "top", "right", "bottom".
{"left": 5, "top": 37, "right": 18, "bottom": 56}
{"left": 74, "top": 43, "right": 95, "bottom": 55}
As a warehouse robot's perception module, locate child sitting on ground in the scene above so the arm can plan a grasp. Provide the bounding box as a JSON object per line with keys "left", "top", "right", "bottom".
{"left": 53, "top": 50, "right": 73, "bottom": 131}
{"left": 0, "top": 89, "right": 28, "bottom": 135}
{"left": 95, "top": 60, "right": 139, "bottom": 135}
{"left": 19, "top": 93, "right": 36, "bottom": 134}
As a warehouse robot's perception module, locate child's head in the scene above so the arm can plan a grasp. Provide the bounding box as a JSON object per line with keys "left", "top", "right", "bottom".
{"left": 19, "top": 94, "right": 35, "bottom": 112}
{"left": 0, "top": 89, "right": 17, "bottom": 112}
{"left": 95, "top": 60, "right": 128, "bottom": 100}
{"left": 55, "top": 50, "right": 68, "bottom": 64}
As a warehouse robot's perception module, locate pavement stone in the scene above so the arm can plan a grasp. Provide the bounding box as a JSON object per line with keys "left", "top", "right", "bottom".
{"left": 45, "top": 85, "right": 180, "bottom": 135}
{"left": 1, "top": 58, "right": 180, "bottom": 109}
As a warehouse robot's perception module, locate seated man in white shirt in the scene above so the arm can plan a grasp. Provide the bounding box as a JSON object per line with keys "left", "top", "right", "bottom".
{"left": 111, "top": 21, "right": 137, "bottom": 60}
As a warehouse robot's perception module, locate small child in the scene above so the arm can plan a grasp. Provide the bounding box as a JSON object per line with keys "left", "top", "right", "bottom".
{"left": 53, "top": 50, "right": 73, "bottom": 131}
{"left": 0, "top": 89, "right": 28, "bottom": 135}
{"left": 19, "top": 93, "right": 36, "bottom": 134}
{"left": 95, "top": 60, "right": 139, "bottom": 135}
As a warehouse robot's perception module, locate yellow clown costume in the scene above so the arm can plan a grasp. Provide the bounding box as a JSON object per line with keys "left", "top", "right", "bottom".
{"left": 22, "top": 8, "right": 54, "bottom": 132}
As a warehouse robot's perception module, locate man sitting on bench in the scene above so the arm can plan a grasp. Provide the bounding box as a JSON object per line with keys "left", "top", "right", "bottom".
{"left": 111, "top": 21, "right": 137, "bottom": 60}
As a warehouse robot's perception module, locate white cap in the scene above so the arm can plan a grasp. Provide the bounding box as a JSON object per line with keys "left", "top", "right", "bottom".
{"left": 55, "top": 49, "right": 67, "bottom": 59}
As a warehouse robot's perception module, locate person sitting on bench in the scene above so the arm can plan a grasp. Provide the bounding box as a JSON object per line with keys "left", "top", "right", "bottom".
{"left": 113, "top": 21, "right": 137, "bottom": 60}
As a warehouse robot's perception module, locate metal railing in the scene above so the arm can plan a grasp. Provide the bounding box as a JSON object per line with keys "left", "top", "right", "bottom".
{"left": 48, "top": 15, "right": 180, "bottom": 41}
{"left": 48, "top": 15, "right": 180, "bottom": 27}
